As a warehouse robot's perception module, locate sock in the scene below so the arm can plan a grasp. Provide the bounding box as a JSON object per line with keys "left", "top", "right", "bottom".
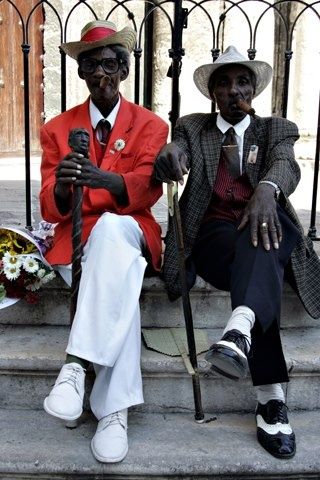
{"left": 66, "top": 354, "right": 89, "bottom": 370}
{"left": 223, "top": 305, "right": 255, "bottom": 347}
{"left": 255, "top": 383, "right": 285, "bottom": 405}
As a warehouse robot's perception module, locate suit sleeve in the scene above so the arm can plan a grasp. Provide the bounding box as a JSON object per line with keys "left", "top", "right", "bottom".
{"left": 260, "top": 118, "right": 301, "bottom": 197}
{"left": 172, "top": 118, "right": 192, "bottom": 168}
{"left": 90, "top": 119, "right": 169, "bottom": 214}
{"left": 39, "top": 124, "right": 72, "bottom": 223}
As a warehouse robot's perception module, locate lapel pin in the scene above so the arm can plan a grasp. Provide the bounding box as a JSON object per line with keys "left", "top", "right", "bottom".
{"left": 247, "top": 144, "right": 259, "bottom": 164}
{"left": 114, "top": 139, "right": 125, "bottom": 151}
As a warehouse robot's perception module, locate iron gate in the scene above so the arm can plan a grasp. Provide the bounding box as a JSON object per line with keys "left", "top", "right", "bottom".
{"left": 0, "top": 0, "right": 319, "bottom": 238}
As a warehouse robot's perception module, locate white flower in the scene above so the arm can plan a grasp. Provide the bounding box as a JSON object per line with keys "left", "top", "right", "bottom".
{"left": 114, "top": 139, "right": 125, "bottom": 151}
{"left": 23, "top": 257, "right": 39, "bottom": 273}
{"left": 4, "top": 264, "right": 21, "bottom": 280}
{"left": 2, "top": 252, "right": 22, "bottom": 268}
{"left": 37, "top": 268, "right": 46, "bottom": 279}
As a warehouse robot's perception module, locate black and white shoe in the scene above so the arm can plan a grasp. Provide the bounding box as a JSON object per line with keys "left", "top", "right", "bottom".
{"left": 205, "top": 329, "right": 250, "bottom": 380}
{"left": 256, "top": 400, "right": 296, "bottom": 459}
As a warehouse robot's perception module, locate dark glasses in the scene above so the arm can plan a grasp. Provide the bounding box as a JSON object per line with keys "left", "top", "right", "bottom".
{"left": 79, "top": 57, "right": 124, "bottom": 75}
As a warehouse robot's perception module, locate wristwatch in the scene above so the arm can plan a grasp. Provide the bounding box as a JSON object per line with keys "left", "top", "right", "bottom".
{"left": 259, "top": 180, "right": 281, "bottom": 201}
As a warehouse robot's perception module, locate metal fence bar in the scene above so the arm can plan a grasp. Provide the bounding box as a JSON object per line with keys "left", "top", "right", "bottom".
{"left": 308, "top": 92, "right": 320, "bottom": 240}
{"left": 169, "top": 0, "right": 185, "bottom": 131}
{"left": 143, "top": 1, "right": 154, "bottom": 110}
{"left": 21, "top": 41, "right": 32, "bottom": 229}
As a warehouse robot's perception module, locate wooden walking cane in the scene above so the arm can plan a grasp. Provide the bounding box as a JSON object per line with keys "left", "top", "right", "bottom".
{"left": 167, "top": 182, "right": 205, "bottom": 423}
{"left": 68, "top": 128, "right": 90, "bottom": 324}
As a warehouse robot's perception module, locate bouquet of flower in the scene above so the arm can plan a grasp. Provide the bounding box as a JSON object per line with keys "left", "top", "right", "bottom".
{"left": 0, "top": 222, "right": 56, "bottom": 308}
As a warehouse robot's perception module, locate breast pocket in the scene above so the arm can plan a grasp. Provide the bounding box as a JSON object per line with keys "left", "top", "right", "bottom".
{"left": 110, "top": 153, "right": 136, "bottom": 173}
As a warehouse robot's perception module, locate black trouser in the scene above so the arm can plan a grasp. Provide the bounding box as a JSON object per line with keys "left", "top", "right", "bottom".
{"left": 190, "top": 207, "right": 300, "bottom": 386}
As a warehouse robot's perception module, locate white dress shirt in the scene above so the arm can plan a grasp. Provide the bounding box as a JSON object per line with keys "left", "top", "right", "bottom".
{"left": 89, "top": 97, "right": 121, "bottom": 142}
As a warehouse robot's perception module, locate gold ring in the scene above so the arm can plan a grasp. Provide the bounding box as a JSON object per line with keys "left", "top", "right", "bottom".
{"left": 261, "top": 222, "right": 268, "bottom": 228}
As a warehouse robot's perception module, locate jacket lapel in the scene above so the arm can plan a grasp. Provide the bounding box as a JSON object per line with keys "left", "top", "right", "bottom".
{"left": 243, "top": 118, "right": 261, "bottom": 186}
{"left": 200, "top": 115, "right": 223, "bottom": 188}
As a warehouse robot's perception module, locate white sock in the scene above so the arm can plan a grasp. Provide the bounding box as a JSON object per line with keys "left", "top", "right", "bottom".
{"left": 255, "top": 383, "right": 285, "bottom": 405}
{"left": 223, "top": 305, "right": 255, "bottom": 347}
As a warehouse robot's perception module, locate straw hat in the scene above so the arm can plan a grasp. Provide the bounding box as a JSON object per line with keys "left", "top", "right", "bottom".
{"left": 60, "top": 20, "right": 136, "bottom": 60}
{"left": 193, "top": 46, "right": 273, "bottom": 99}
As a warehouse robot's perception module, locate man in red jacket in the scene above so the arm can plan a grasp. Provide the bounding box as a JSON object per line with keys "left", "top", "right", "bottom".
{"left": 40, "top": 20, "right": 168, "bottom": 463}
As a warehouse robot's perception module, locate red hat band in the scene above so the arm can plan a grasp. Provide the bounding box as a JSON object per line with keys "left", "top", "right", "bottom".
{"left": 81, "top": 26, "right": 117, "bottom": 43}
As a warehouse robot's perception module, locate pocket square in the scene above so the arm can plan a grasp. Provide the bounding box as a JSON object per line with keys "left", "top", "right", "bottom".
{"left": 247, "top": 145, "right": 259, "bottom": 164}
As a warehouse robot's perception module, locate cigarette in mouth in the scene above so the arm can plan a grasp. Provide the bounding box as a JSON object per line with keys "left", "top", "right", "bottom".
{"left": 236, "top": 99, "right": 256, "bottom": 117}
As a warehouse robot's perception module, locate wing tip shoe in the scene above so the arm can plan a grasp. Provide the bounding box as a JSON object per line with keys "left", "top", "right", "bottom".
{"left": 43, "top": 362, "right": 86, "bottom": 421}
{"left": 256, "top": 399, "right": 296, "bottom": 459}
{"left": 205, "top": 329, "right": 250, "bottom": 380}
{"left": 91, "top": 409, "right": 128, "bottom": 463}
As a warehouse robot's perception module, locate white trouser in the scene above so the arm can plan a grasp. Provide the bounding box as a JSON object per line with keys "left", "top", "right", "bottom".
{"left": 55, "top": 212, "right": 147, "bottom": 420}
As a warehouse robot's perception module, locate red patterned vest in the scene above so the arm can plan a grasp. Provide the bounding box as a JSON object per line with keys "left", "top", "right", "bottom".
{"left": 203, "top": 150, "right": 253, "bottom": 223}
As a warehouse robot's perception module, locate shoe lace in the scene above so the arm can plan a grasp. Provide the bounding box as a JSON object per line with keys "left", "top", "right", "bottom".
{"left": 100, "top": 411, "right": 126, "bottom": 431}
{"left": 267, "top": 400, "right": 289, "bottom": 423}
{"left": 58, "top": 364, "right": 84, "bottom": 395}
{"left": 224, "top": 330, "right": 251, "bottom": 355}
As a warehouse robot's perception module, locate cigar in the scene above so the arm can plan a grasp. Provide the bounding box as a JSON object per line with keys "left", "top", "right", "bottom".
{"left": 237, "top": 99, "right": 256, "bottom": 117}
{"left": 99, "top": 75, "right": 111, "bottom": 89}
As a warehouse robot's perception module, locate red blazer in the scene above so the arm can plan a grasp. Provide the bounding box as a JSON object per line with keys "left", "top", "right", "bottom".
{"left": 40, "top": 96, "right": 168, "bottom": 271}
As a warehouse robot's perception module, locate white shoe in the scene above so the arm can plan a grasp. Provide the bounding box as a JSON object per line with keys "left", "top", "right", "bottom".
{"left": 43, "top": 362, "right": 85, "bottom": 421}
{"left": 91, "top": 409, "right": 128, "bottom": 463}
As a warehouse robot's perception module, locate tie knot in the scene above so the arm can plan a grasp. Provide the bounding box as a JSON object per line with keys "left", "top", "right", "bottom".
{"left": 223, "top": 127, "right": 238, "bottom": 148}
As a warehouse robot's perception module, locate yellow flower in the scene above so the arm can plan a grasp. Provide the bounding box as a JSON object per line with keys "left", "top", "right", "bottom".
{"left": 0, "top": 230, "right": 36, "bottom": 256}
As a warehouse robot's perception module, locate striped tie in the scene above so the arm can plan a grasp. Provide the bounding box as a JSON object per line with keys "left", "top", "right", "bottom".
{"left": 222, "top": 127, "right": 241, "bottom": 178}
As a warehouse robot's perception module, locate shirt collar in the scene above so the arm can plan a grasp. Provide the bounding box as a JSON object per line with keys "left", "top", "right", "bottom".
{"left": 216, "top": 112, "right": 251, "bottom": 137}
{"left": 89, "top": 96, "right": 121, "bottom": 130}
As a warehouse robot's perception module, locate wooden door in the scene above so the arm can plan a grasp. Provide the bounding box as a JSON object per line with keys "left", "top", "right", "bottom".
{"left": 0, "top": 0, "right": 44, "bottom": 153}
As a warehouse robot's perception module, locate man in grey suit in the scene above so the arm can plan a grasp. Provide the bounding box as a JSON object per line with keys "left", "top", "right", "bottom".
{"left": 154, "top": 46, "right": 320, "bottom": 459}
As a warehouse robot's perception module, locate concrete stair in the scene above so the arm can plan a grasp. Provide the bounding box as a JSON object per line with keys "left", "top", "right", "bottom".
{"left": 0, "top": 276, "right": 320, "bottom": 478}
{"left": 1, "top": 187, "right": 320, "bottom": 478}
{"left": 1, "top": 409, "right": 320, "bottom": 479}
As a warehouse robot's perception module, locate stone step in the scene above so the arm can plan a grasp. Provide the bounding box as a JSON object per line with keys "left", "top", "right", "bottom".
{"left": 0, "top": 408, "right": 319, "bottom": 479}
{"left": 0, "top": 276, "right": 318, "bottom": 329}
{"left": 0, "top": 325, "right": 319, "bottom": 413}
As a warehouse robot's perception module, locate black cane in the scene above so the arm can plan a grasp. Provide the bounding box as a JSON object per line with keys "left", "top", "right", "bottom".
{"left": 68, "top": 128, "right": 90, "bottom": 324}
{"left": 167, "top": 183, "right": 205, "bottom": 423}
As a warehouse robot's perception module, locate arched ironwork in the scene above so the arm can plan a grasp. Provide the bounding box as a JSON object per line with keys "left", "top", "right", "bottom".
{"left": 0, "top": 0, "right": 319, "bottom": 239}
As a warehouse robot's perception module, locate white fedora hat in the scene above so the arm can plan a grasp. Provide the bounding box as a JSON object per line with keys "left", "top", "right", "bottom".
{"left": 60, "top": 20, "right": 136, "bottom": 60}
{"left": 193, "top": 45, "right": 273, "bottom": 99}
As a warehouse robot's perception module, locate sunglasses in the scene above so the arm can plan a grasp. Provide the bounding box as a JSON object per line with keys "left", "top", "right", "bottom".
{"left": 79, "top": 57, "right": 124, "bottom": 75}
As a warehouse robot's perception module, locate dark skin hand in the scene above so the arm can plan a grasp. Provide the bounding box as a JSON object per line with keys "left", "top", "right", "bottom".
{"left": 55, "top": 153, "right": 127, "bottom": 215}
{"left": 238, "top": 183, "right": 282, "bottom": 251}
{"left": 154, "top": 143, "right": 188, "bottom": 185}
{"left": 54, "top": 46, "right": 129, "bottom": 214}
{"left": 154, "top": 64, "right": 282, "bottom": 250}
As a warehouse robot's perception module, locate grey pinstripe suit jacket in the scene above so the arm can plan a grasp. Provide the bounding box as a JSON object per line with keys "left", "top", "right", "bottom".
{"left": 163, "top": 112, "right": 320, "bottom": 319}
